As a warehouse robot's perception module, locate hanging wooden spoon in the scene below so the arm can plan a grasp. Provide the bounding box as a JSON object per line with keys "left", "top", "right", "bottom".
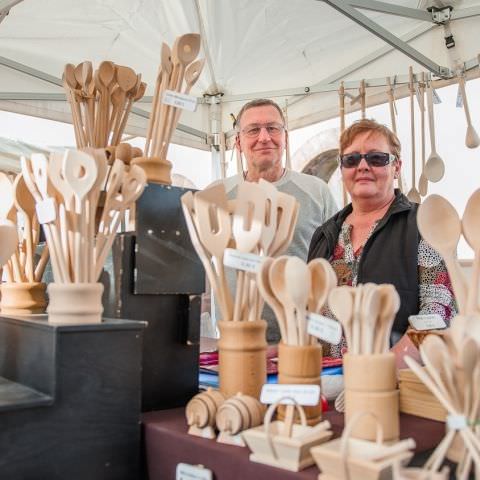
{"left": 461, "top": 188, "right": 480, "bottom": 315}
{"left": 458, "top": 74, "right": 480, "bottom": 149}
{"left": 424, "top": 79, "right": 445, "bottom": 182}
{"left": 406, "top": 67, "right": 421, "bottom": 204}
{"left": 417, "top": 194, "right": 467, "bottom": 314}
{"left": 418, "top": 72, "right": 428, "bottom": 197}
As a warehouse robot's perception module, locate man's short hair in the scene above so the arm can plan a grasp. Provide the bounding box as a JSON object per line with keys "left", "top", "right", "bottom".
{"left": 235, "top": 99, "right": 286, "bottom": 130}
{"left": 339, "top": 118, "right": 401, "bottom": 159}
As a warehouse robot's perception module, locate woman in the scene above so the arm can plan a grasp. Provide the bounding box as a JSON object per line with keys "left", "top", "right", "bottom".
{"left": 308, "top": 119, "right": 456, "bottom": 357}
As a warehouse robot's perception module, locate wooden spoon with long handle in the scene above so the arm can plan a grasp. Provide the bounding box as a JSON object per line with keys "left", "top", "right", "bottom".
{"left": 417, "top": 194, "right": 467, "bottom": 314}
{"left": 418, "top": 72, "right": 428, "bottom": 197}
{"left": 406, "top": 67, "right": 421, "bottom": 203}
{"left": 458, "top": 74, "right": 480, "bottom": 149}
{"left": 424, "top": 79, "right": 445, "bottom": 182}
{"left": 328, "top": 286, "right": 355, "bottom": 350}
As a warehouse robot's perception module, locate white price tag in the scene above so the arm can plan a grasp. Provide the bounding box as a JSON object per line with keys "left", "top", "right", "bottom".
{"left": 408, "top": 314, "right": 446, "bottom": 331}
{"left": 163, "top": 90, "right": 198, "bottom": 112}
{"left": 307, "top": 313, "right": 342, "bottom": 345}
{"left": 223, "top": 248, "right": 263, "bottom": 273}
{"left": 176, "top": 463, "right": 212, "bottom": 480}
{"left": 35, "top": 197, "right": 57, "bottom": 224}
{"left": 447, "top": 414, "right": 467, "bottom": 431}
{"left": 432, "top": 88, "right": 442, "bottom": 104}
{"left": 260, "top": 384, "right": 320, "bottom": 406}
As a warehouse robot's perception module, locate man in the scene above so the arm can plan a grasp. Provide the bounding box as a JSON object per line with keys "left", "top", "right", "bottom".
{"left": 214, "top": 98, "right": 338, "bottom": 342}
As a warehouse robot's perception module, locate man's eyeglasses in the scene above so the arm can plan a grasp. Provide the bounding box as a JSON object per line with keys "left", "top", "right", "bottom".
{"left": 240, "top": 122, "right": 285, "bottom": 138}
{"left": 339, "top": 152, "right": 396, "bottom": 168}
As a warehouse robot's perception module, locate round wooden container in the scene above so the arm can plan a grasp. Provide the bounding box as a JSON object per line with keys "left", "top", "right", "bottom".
{"left": 216, "top": 393, "right": 266, "bottom": 435}
{"left": 185, "top": 389, "right": 226, "bottom": 429}
{"left": 130, "top": 156, "right": 172, "bottom": 184}
{"left": 343, "top": 352, "right": 396, "bottom": 392}
{"left": 277, "top": 342, "right": 323, "bottom": 425}
{"left": 217, "top": 320, "right": 267, "bottom": 399}
{"left": 345, "top": 389, "right": 399, "bottom": 441}
{"left": 0, "top": 282, "right": 47, "bottom": 315}
{"left": 47, "top": 282, "right": 104, "bottom": 324}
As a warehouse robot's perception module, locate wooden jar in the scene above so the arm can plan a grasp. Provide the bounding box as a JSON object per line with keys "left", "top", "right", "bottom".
{"left": 47, "top": 283, "right": 104, "bottom": 324}
{"left": 217, "top": 320, "right": 267, "bottom": 399}
{"left": 344, "top": 352, "right": 399, "bottom": 441}
{"left": 0, "top": 282, "right": 47, "bottom": 315}
{"left": 277, "top": 342, "right": 323, "bottom": 425}
{"left": 130, "top": 156, "right": 172, "bottom": 184}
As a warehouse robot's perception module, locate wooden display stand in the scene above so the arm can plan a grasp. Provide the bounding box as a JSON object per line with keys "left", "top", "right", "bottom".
{"left": 0, "top": 314, "right": 144, "bottom": 480}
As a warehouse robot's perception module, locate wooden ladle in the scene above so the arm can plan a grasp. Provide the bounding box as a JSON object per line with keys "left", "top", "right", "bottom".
{"left": 417, "top": 194, "right": 466, "bottom": 314}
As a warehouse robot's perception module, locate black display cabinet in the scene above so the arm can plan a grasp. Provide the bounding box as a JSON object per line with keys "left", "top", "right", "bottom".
{"left": 102, "top": 183, "right": 205, "bottom": 411}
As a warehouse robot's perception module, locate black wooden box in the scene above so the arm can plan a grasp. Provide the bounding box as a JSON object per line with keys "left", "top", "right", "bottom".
{"left": 102, "top": 183, "right": 205, "bottom": 411}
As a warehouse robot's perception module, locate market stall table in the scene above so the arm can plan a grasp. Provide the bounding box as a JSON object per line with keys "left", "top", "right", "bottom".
{"left": 143, "top": 405, "right": 445, "bottom": 479}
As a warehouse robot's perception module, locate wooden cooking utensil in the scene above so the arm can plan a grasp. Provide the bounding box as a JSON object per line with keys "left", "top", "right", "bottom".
{"left": 418, "top": 72, "right": 428, "bottom": 197}
{"left": 269, "top": 193, "right": 299, "bottom": 257}
{"left": 0, "top": 172, "right": 15, "bottom": 220}
{"left": 307, "top": 258, "right": 335, "bottom": 314}
{"left": 257, "top": 257, "right": 287, "bottom": 342}
{"left": 328, "top": 286, "right": 355, "bottom": 349}
{"left": 458, "top": 74, "right": 480, "bottom": 149}
{"left": 406, "top": 67, "right": 421, "bottom": 204}
{"left": 424, "top": 79, "right": 445, "bottom": 182}
{"left": 417, "top": 194, "right": 467, "bottom": 314}
{"left": 461, "top": 188, "right": 480, "bottom": 315}
{"left": 0, "top": 220, "right": 19, "bottom": 269}
{"left": 374, "top": 284, "right": 400, "bottom": 353}
{"left": 361, "top": 284, "right": 381, "bottom": 354}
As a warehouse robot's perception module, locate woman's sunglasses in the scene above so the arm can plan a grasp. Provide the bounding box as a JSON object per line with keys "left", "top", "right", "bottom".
{"left": 339, "top": 152, "right": 396, "bottom": 168}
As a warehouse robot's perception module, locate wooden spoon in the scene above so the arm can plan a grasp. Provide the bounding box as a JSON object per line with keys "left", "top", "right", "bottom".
{"left": 458, "top": 75, "right": 480, "bottom": 149}
{"left": 374, "top": 284, "right": 400, "bottom": 353}
{"left": 406, "top": 67, "right": 421, "bottom": 204}
{"left": 361, "top": 284, "right": 381, "bottom": 354}
{"left": 257, "top": 257, "right": 287, "bottom": 342}
{"left": 285, "top": 256, "right": 311, "bottom": 345}
{"left": 424, "top": 80, "right": 445, "bottom": 182}
{"left": 96, "top": 61, "right": 115, "bottom": 146}
{"left": 0, "top": 172, "right": 15, "bottom": 219}
{"left": 461, "top": 188, "right": 480, "bottom": 315}
{"left": 0, "top": 219, "right": 19, "bottom": 269}
{"left": 418, "top": 73, "right": 428, "bottom": 197}
{"left": 417, "top": 194, "right": 467, "bottom": 314}
{"left": 328, "top": 286, "right": 355, "bottom": 350}
{"left": 307, "top": 258, "right": 335, "bottom": 313}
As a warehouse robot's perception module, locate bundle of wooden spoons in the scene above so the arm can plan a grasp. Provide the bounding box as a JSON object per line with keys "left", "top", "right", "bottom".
{"left": 62, "top": 61, "right": 146, "bottom": 148}
{"left": 328, "top": 283, "right": 400, "bottom": 354}
{"left": 405, "top": 319, "right": 480, "bottom": 478}
{"left": 0, "top": 172, "right": 49, "bottom": 284}
{"left": 145, "top": 34, "right": 205, "bottom": 160}
{"left": 181, "top": 180, "right": 299, "bottom": 323}
{"left": 20, "top": 149, "right": 147, "bottom": 284}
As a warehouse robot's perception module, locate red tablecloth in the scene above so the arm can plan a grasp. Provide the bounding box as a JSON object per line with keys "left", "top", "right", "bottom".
{"left": 143, "top": 406, "right": 445, "bottom": 480}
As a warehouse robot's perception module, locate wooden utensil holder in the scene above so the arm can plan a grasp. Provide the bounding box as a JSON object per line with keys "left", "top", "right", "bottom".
{"left": 277, "top": 342, "right": 323, "bottom": 425}
{"left": 185, "top": 388, "right": 225, "bottom": 439}
{"left": 0, "top": 282, "right": 47, "bottom": 315}
{"left": 130, "top": 156, "right": 172, "bottom": 185}
{"left": 311, "top": 412, "right": 413, "bottom": 480}
{"left": 216, "top": 393, "right": 266, "bottom": 446}
{"left": 344, "top": 353, "right": 399, "bottom": 441}
{"left": 242, "top": 397, "right": 332, "bottom": 472}
{"left": 217, "top": 320, "right": 267, "bottom": 399}
{"left": 47, "top": 282, "right": 104, "bottom": 324}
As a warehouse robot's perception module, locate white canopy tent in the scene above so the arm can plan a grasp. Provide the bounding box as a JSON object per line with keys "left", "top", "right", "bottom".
{"left": 1, "top": 0, "right": 480, "bottom": 173}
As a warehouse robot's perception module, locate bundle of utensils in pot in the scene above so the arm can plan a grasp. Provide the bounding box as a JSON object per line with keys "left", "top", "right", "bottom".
{"left": 403, "top": 315, "right": 480, "bottom": 479}
{"left": 181, "top": 180, "right": 298, "bottom": 398}
{"left": 62, "top": 61, "right": 146, "bottom": 148}
{"left": 18, "top": 149, "right": 146, "bottom": 324}
{"left": 0, "top": 172, "right": 50, "bottom": 315}
{"left": 330, "top": 283, "right": 401, "bottom": 443}
{"left": 140, "top": 33, "right": 204, "bottom": 183}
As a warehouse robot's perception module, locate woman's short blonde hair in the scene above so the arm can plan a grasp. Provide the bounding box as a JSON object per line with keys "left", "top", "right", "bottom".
{"left": 340, "top": 118, "right": 401, "bottom": 160}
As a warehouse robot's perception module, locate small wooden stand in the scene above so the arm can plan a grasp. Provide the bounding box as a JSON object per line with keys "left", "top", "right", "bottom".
{"left": 243, "top": 398, "right": 332, "bottom": 472}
